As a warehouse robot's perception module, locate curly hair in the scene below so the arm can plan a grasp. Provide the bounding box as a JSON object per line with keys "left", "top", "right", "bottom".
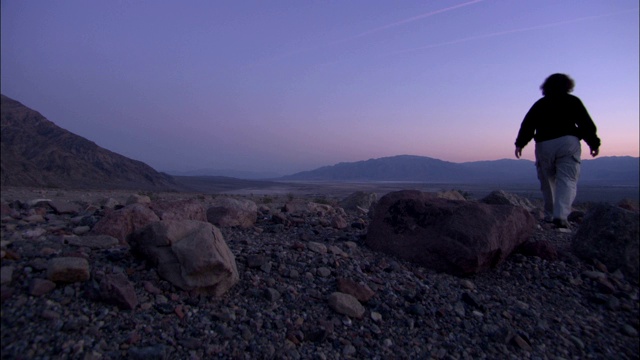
{"left": 540, "top": 73, "right": 574, "bottom": 96}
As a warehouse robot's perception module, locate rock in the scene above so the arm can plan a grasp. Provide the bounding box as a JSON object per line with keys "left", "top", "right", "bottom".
{"left": 126, "top": 194, "right": 151, "bottom": 205}
{"left": 47, "top": 257, "right": 90, "bottom": 283}
{"left": 29, "top": 278, "right": 56, "bottom": 296}
{"left": 572, "top": 203, "right": 639, "bottom": 283}
{"left": 207, "top": 197, "right": 257, "bottom": 228}
{"left": 436, "top": 190, "right": 467, "bottom": 201}
{"left": 101, "top": 197, "right": 121, "bottom": 210}
{"left": 339, "top": 192, "right": 378, "bottom": 212}
{"left": 64, "top": 235, "right": 120, "bottom": 249}
{"left": 330, "top": 216, "right": 348, "bottom": 229}
{"left": 129, "top": 220, "right": 239, "bottom": 296}
{"left": 307, "top": 242, "right": 327, "bottom": 254}
{"left": 481, "top": 190, "right": 536, "bottom": 211}
{"left": 48, "top": 200, "right": 81, "bottom": 215}
{"left": 150, "top": 199, "right": 206, "bottom": 222}
{"left": 515, "top": 239, "right": 558, "bottom": 261}
{"left": 328, "top": 292, "right": 365, "bottom": 318}
{"left": 91, "top": 203, "right": 160, "bottom": 244}
{"left": 72, "top": 226, "right": 91, "bottom": 235}
{"left": 337, "top": 278, "right": 375, "bottom": 302}
{"left": 1, "top": 266, "right": 14, "bottom": 285}
{"left": 365, "top": 190, "right": 536, "bottom": 275}
{"left": 99, "top": 273, "right": 138, "bottom": 310}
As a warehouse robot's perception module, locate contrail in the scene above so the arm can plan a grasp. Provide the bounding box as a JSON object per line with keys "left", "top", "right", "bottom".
{"left": 392, "top": 7, "right": 639, "bottom": 55}
{"left": 253, "top": 0, "right": 484, "bottom": 65}
{"left": 329, "top": 0, "right": 484, "bottom": 45}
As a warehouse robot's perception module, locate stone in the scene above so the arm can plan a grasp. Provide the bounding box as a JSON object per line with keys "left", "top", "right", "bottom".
{"left": 572, "top": 203, "right": 639, "bottom": 283}
{"left": 99, "top": 273, "right": 138, "bottom": 310}
{"left": 365, "top": 190, "right": 536, "bottom": 275}
{"left": 328, "top": 292, "right": 365, "bottom": 318}
{"left": 91, "top": 203, "right": 160, "bottom": 244}
{"left": 47, "top": 257, "right": 90, "bottom": 283}
{"left": 29, "top": 278, "right": 56, "bottom": 296}
{"left": 481, "top": 190, "right": 536, "bottom": 212}
{"left": 64, "top": 235, "right": 120, "bottom": 249}
{"left": 126, "top": 194, "right": 151, "bottom": 205}
{"left": 307, "top": 242, "right": 327, "bottom": 254}
{"left": 436, "top": 190, "right": 467, "bottom": 201}
{"left": 339, "top": 192, "right": 378, "bottom": 212}
{"left": 48, "top": 200, "right": 81, "bottom": 215}
{"left": 1, "top": 266, "right": 14, "bottom": 285}
{"left": 101, "top": 197, "right": 121, "bottom": 209}
{"left": 330, "top": 216, "right": 348, "bottom": 229}
{"left": 207, "top": 197, "right": 258, "bottom": 228}
{"left": 337, "top": 278, "right": 375, "bottom": 302}
{"left": 515, "top": 239, "right": 558, "bottom": 261}
{"left": 72, "top": 226, "right": 91, "bottom": 235}
{"left": 150, "top": 199, "right": 206, "bottom": 222}
{"left": 129, "top": 220, "right": 239, "bottom": 296}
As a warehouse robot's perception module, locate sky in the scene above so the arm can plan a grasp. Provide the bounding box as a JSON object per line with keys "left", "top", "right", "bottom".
{"left": 2, "top": 0, "right": 638, "bottom": 176}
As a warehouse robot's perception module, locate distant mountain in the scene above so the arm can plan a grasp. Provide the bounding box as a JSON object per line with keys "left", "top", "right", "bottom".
{"left": 281, "top": 154, "right": 639, "bottom": 186}
{"left": 0, "top": 94, "right": 179, "bottom": 190}
{"left": 166, "top": 168, "right": 282, "bottom": 180}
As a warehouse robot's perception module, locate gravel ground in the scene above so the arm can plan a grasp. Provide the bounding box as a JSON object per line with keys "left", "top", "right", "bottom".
{"left": 1, "top": 188, "right": 638, "bottom": 359}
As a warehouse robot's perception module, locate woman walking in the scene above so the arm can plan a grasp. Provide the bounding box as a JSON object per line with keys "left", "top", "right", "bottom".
{"left": 515, "top": 73, "right": 601, "bottom": 228}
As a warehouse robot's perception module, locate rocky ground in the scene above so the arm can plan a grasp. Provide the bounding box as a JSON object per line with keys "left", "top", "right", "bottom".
{"left": 0, "top": 187, "right": 638, "bottom": 360}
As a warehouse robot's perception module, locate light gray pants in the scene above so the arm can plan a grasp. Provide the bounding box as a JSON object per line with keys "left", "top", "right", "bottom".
{"left": 535, "top": 135, "right": 581, "bottom": 221}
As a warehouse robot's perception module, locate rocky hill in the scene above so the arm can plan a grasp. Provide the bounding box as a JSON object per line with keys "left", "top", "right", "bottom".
{"left": 0, "top": 95, "right": 178, "bottom": 190}
{"left": 282, "top": 155, "right": 639, "bottom": 186}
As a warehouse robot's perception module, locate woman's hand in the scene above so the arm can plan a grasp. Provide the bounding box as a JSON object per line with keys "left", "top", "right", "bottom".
{"left": 515, "top": 147, "right": 523, "bottom": 159}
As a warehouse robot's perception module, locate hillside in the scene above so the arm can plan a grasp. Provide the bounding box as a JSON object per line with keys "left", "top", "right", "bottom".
{"left": 282, "top": 154, "right": 639, "bottom": 186}
{"left": 0, "top": 95, "right": 179, "bottom": 190}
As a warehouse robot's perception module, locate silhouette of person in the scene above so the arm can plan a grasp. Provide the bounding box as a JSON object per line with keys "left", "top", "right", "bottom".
{"left": 514, "top": 73, "right": 601, "bottom": 228}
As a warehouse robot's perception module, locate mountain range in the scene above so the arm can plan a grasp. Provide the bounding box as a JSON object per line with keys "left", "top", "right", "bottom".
{"left": 1, "top": 94, "right": 637, "bottom": 189}
{"left": 0, "top": 95, "right": 178, "bottom": 190}
{"left": 281, "top": 154, "right": 639, "bottom": 186}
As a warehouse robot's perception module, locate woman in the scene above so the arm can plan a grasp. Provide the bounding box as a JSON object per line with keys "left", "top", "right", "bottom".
{"left": 514, "top": 73, "right": 601, "bottom": 228}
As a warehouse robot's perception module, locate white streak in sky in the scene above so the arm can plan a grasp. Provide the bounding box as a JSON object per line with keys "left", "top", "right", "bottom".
{"left": 329, "top": 0, "right": 484, "bottom": 46}
{"left": 392, "top": 7, "right": 639, "bottom": 55}
{"left": 254, "top": 0, "right": 484, "bottom": 65}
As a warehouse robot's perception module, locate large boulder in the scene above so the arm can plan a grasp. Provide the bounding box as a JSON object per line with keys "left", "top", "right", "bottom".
{"left": 129, "top": 220, "right": 239, "bottom": 295}
{"left": 91, "top": 203, "right": 160, "bottom": 244}
{"left": 365, "top": 190, "right": 536, "bottom": 276}
{"left": 572, "top": 204, "right": 639, "bottom": 283}
{"left": 207, "top": 197, "right": 257, "bottom": 228}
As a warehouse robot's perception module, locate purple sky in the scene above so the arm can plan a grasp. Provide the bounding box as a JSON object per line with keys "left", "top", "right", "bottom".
{"left": 2, "top": 1, "right": 638, "bottom": 176}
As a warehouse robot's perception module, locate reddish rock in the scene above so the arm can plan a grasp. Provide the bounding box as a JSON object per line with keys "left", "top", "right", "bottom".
{"left": 365, "top": 190, "right": 536, "bottom": 276}
{"left": 47, "top": 257, "right": 90, "bottom": 283}
{"left": 337, "top": 278, "right": 375, "bottom": 302}
{"left": 516, "top": 240, "right": 558, "bottom": 261}
{"left": 99, "top": 273, "right": 138, "bottom": 310}
{"left": 29, "top": 278, "right": 57, "bottom": 296}
{"left": 91, "top": 203, "right": 160, "bottom": 244}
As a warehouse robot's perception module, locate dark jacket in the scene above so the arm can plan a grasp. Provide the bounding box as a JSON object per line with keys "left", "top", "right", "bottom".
{"left": 515, "top": 94, "right": 601, "bottom": 149}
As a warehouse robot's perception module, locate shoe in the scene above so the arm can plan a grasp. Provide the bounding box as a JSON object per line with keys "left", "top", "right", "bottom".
{"left": 553, "top": 218, "right": 570, "bottom": 229}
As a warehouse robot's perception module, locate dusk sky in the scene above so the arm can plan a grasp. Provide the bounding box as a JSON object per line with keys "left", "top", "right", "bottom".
{"left": 2, "top": 1, "right": 638, "bottom": 176}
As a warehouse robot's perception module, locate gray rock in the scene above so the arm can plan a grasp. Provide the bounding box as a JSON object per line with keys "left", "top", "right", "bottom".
{"left": 129, "top": 220, "right": 239, "bottom": 296}
{"left": 99, "top": 273, "right": 138, "bottom": 310}
{"left": 328, "top": 292, "right": 365, "bottom": 318}
{"left": 573, "top": 203, "right": 639, "bottom": 283}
